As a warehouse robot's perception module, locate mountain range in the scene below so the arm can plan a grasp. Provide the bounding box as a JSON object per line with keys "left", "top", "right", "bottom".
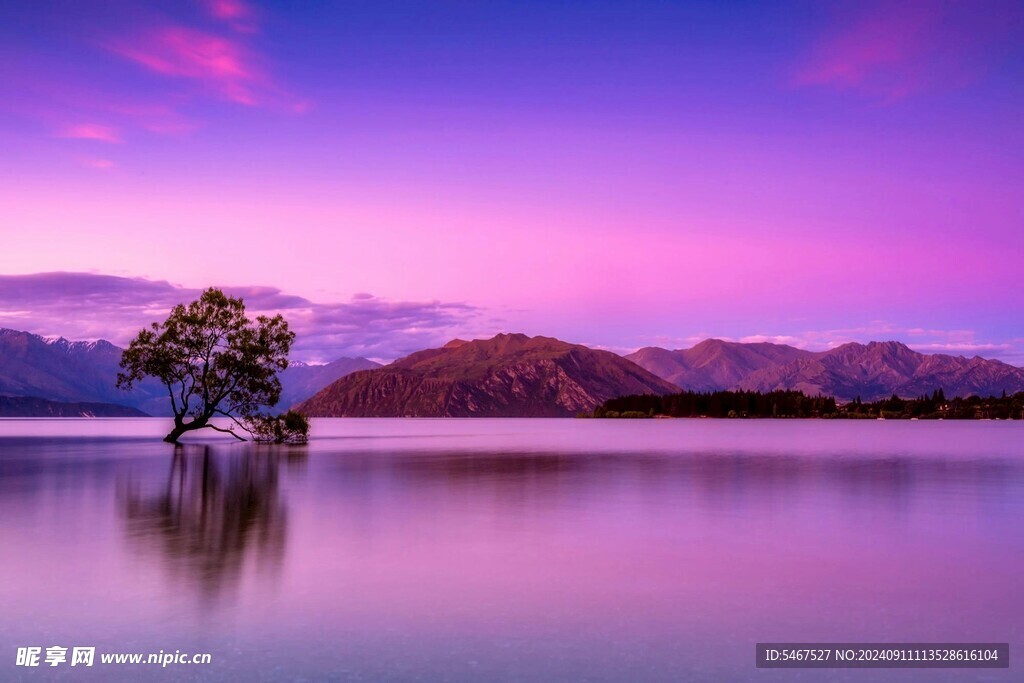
{"left": 0, "top": 329, "right": 168, "bottom": 415}
{"left": 0, "top": 328, "right": 378, "bottom": 416}
{"left": 627, "top": 340, "right": 812, "bottom": 391}
{"left": 627, "top": 339, "right": 1024, "bottom": 402}
{"left": 3, "top": 326, "right": 1023, "bottom": 418}
{"left": 0, "top": 395, "right": 148, "bottom": 418}
{"left": 276, "top": 357, "right": 381, "bottom": 409}
{"left": 297, "top": 333, "right": 678, "bottom": 417}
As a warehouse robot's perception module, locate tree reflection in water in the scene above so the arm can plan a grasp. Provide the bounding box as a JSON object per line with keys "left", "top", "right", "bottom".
{"left": 120, "top": 445, "right": 306, "bottom": 601}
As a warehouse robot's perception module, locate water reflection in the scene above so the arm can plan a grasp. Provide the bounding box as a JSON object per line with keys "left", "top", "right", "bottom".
{"left": 2, "top": 420, "right": 1023, "bottom": 681}
{"left": 120, "top": 445, "right": 306, "bottom": 601}
{"left": 322, "top": 450, "right": 1021, "bottom": 518}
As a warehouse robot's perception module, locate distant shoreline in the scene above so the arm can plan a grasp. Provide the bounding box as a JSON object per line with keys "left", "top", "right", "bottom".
{"left": 593, "top": 389, "right": 1024, "bottom": 421}
{"left": 584, "top": 414, "right": 1019, "bottom": 421}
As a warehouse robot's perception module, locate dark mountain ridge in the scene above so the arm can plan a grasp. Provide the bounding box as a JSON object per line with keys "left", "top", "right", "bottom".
{"left": 297, "top": 333, "right": 678, "bottom": 417}
{"left": 0, "top": 395, "right": 148, "bottom": 417}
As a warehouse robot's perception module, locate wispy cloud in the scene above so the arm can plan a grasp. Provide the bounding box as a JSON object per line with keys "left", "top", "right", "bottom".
{"left": 0, "top": 71, "right": 201, "bottom": 142}
{"left": 80, "top": 158, "right": 116, "bottom": 170}
{"left": 0, "top": 272, "right": 481, "bottom": 363}
{"left": 5, "top": 0, "right": 300, "bottom": 162}
{"left": 202, "top": 0, "right": 259, "bottom": 33}
{"left": 107, "top": 27, "right": 263, "bottom": 105}
{"left": 57, "top": 123, "right": 121, "bottom": 143}
{"left": 791, "top": 0, "right": 1022, "bottom": 100}
{"left": 105, "top": 102, "right": 199, "bottom": 136}
{"left": 737, "top": 334, "right": 808, "bottom": 346}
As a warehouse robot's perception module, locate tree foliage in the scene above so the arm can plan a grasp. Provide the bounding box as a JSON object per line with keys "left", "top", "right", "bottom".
{"left": 841, "top": 390, "right": 1024, "bottom": 420}
{"left": 591, "top": 387, "right": 1024, "bottom": 420}
{"left": 246, "top": 410, "right": 310, "bottom": 444}
{"left": 117, "top": 288, "right": 306, "bottom": 443}
{"left": 594, "top": 389, "right": 837, "bottom": 418}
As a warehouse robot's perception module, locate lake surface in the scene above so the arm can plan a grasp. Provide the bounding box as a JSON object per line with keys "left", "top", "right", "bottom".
{"left": 1, "top": 418, "right": 1021, "bottom": 681}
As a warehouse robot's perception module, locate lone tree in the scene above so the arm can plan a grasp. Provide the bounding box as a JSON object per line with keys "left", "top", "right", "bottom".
{"left": 117, "top": 288, "right": 308, "bottom": 444}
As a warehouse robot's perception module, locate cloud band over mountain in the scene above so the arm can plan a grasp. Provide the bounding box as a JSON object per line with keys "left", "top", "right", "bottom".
{"left": 0, "top": 272, "right": 482, "bottom": 362}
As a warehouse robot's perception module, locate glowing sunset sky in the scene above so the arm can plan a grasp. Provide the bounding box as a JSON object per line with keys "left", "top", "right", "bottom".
{"left": 0, "top": 0, "right": 1022, "bottom": 362}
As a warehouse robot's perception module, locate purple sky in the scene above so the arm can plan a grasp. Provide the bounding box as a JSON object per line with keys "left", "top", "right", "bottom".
{"left": 1, "top": 1, "right": 1022, "bottom": 363}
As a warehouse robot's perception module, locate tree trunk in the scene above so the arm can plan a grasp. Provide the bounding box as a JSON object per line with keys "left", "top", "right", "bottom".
{"left": 163, "top": 416, "right": 207, "bottom": 444}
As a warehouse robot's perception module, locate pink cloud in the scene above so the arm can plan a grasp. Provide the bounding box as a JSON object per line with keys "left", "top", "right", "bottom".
{"left": 792, "top": 1, "right": 1021, "bottom": 100}
{"left": 13, "top": 6, "right": 304, "bottom": 143}
{"left": 203, "top": 0, "right": 258, "bottom": 33}
{"left": 737, "top": 334, "right": 807, "bottom": 347}
{"left": 107, "top": 27, "right": 262, "bottom": 105}
{"left": 57, "top": 123, "right": 122, "bottom": 143}
{"left": 105, "top": 102, "right": 199, "bottom": 136}
{"left": 794, "top": 4, "right": 934, "bottom": 98}
{"left": 81, "top": 158, "right": 115, "bottom": 170}
{"left": 0, "top": 66, "right": 199, "bottom": 141}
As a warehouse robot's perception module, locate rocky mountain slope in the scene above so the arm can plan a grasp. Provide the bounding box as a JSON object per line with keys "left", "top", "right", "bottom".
{"left": 627, "top": 339, "right": 812, "bottom": 390}
{"left": 629, "top": 338, "right": 1024, "bottom": 401}
{"left": 736, "top": 341, "right": 1024, "bottom": 401}
{"left": 297, "top": 333, "right": 678, "bottom": 417}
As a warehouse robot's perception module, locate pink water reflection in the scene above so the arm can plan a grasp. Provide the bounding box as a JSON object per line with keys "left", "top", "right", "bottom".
{"left": 0, "top": 419, "right": 1021, "bottom": 681}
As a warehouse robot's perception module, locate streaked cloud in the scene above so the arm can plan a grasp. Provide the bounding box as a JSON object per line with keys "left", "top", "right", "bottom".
{"left": 202, "top": 0, "right": 259, "bottom": 33}
{"left": 792, "top": 0, "right": 1022, "bottom": 100}
{"left": 4, "top": 0, "right": 300, "bottom": 163}
{"left": 104, "top": 101, "right": 200, "bottom": 136}
{"left": 0, "top": 272, "right": 482, "bottom": 363}
{"left": 737, "top": 334, "right": 807, "bottom": 347}
{"left": 80, "top": 158, "right": 116, "bottom": 170}
{"left": 0, "top": 71, "right": 201, "bottom": 144}
{"left": 0, "top": 273, "right": 1020, "bottom": 366}
{"left": 107, "top": 26, "right": 263, "bottom": 105}
{"left": 57, "top": 123, "right": 121, "bottom": 143}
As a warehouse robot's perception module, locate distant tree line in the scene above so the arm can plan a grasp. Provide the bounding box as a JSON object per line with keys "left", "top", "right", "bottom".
{"left": 592, "top": 390, "right": 837, "bottom": 418}
{"left": 590, "top": 388, "right": 1024, "bottom": 420}
{"left": 841, "top": 389, "right": 1024, "bottom": 420}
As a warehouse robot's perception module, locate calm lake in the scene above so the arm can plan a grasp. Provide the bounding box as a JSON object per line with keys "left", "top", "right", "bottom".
{"left": 1, "top": 418, "right": 1021, "bottom": 681}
